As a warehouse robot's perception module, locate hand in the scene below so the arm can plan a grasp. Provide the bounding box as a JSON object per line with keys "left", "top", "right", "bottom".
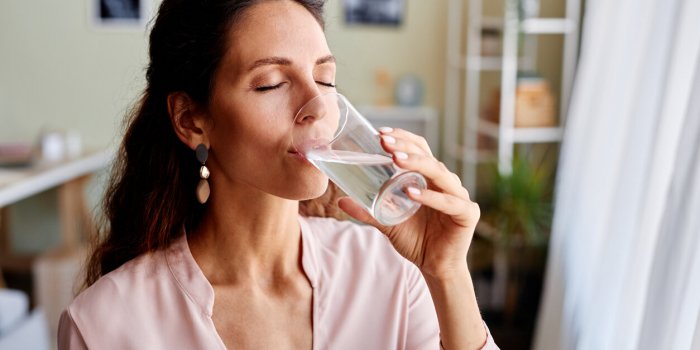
{"left": 338, "top": 127, "right": 481, "bottom": 279}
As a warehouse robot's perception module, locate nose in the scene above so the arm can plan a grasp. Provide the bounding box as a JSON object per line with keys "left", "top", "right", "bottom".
{"left": 295, "top": 92, "right": 328, "bottom": 125}
{"left": 291, "top": 91, "right": 342, "bottom": 154}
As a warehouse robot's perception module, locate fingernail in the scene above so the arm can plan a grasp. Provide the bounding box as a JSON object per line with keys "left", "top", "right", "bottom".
{"left": 378, "top": 127, "right": 393, "bottom": 133}
{"left": 381, "top": 135, "right": 396, "bottom": 144}
{"left": 407, "top": 187, "right": 421, "bottom": 195}
{"left": 395, "top": 151, "right": 408, "bottom": 160}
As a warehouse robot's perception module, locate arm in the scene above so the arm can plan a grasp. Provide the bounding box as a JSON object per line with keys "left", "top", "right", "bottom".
{"left": 422, "top": 267, "right": 487, "bottom": 350}
{"left": 405, "top": 262, "right": 498, "bottom": 350}
{"left": 338, "top": 127, "right": 499, "bottom": 349}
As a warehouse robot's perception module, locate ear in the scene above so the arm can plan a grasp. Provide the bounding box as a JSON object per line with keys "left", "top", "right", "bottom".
{"left": 167, "top": 92, "right": 210, "bottom": 150}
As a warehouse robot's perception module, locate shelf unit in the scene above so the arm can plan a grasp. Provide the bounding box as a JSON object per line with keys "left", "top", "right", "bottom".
{"left": 443, "top": 0, "right": 582, "bottom": 194}
{"left": 359, "top": 105, "right": 440, "bottom": 154}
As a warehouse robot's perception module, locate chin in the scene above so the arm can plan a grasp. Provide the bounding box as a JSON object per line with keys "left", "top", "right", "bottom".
{"left": 279, "top": 171, "right": 329, "bottom": 201}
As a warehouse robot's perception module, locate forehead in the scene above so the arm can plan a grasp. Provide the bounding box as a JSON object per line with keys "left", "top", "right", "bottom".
{"left": 224, "top": 0, "right": 330, "bottom": 72}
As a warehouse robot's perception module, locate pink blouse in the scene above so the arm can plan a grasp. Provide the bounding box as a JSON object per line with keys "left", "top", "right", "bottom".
{"left": 58, "top": 216, "right": 498, "bottom": 349}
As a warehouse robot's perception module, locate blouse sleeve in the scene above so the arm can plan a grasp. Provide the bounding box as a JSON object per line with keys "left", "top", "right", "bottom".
{"left": 480, "top": 323, "right": 500, "bottom": 350}
{"left": 57, "top": 309, "right": 88, "bottom": 350}
{"left": 405, "top": 264, "right": 500, "bottom": 350}
{"left": 405, "top": 263, "right": 440, "bottom": 349}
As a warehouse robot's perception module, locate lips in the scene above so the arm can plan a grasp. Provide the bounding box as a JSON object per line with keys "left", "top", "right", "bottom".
{"left": 296, "top": 138, "right": 332, "bottom": 153}
{"left": 288, "top": 149, "right": 306, "bottom": 162}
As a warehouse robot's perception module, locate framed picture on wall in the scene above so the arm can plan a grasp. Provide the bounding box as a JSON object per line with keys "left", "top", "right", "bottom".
{"left": 344, "top": 0, "right": 405, "bottom": 26}
{"left": 91, "top": 0, "right": 154, "bottom": 29}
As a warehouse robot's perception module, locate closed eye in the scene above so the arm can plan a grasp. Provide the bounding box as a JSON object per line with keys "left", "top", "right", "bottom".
{"left": 255, "top": 81, "right": 334, "bottom": 92}
{"left": 255, "top": 83, "right": 285, "bottom": 92}
{"left": 317, "top": 81, "right": 336, "bottom": 88}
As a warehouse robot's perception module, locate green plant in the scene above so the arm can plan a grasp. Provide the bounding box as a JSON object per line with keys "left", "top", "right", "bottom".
{"left": 479, "top": 155, "right": 553, "bottom": 249}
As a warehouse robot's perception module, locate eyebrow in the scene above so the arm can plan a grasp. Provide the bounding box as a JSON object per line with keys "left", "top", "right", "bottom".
{"left": 316, "top": 55, "right": 336, "bottom": 65}
{"left": 247, "top": 55, "right": 336, "bottom": 72}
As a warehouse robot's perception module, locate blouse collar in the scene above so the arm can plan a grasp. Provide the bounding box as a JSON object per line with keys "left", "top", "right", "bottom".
{"left": 164, "top": 215, "right": 319, "bottom": 316}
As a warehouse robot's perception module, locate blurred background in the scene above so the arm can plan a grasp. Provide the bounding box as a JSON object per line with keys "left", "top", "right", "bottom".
{"left": 1, "top": 0, "right": 699, "bottom": 349}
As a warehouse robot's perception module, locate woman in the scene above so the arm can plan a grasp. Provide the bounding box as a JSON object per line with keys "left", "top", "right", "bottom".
{"left": 58, "top": 0, "right": 499, "bottom": 349}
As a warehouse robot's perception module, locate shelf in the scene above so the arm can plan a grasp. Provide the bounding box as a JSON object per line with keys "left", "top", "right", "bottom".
{"left": 478, "top": 120, "right": 501, "bottom": 138}
{"left": 477, "top": 120, "right": 564, "bottom": 143}
{"left": 521, "top": 18, "right": 577, "bottom": 34}
{"left": 448, "top": 55, "right": 499, "bottom": 70}
{"left": 0, "top": 148, "right": 113, "bottom": 207}
{"left": 471, "top": 17, "right": 576, "bottom": 34}
{"left": 447, "top": 145, "right": 498, "bottom": 164}
{"left": 512, "top": 126, "right": 564, "bottom": 143}
{"left": 473, "top": 16, "right": 504, "bottom": 29}
{"left": 477, "top": 57, "right": 506, "bottom": 71}
{"left": 443, "top": 0, "right": 581, "bottom": 188}
{"left": 448, "top": 55, "right": 534, "bottom": 71}
{"left": 358, "top": 106, "right": 440, "bottom": 154}
{"left": 482, "top": 16, "right": 504, "bottom": 28}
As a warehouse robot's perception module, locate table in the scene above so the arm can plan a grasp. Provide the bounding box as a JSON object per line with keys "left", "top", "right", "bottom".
{"left": 0, "top": 149, "right": 113, "bottom": 287}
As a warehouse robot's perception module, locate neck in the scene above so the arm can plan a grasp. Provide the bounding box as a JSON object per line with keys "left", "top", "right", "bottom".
{"left": 188, "top": 183, "right": 303, "bottom": 287}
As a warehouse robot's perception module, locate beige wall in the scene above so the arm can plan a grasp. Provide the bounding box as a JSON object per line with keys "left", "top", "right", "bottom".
{"left": 0, "top": 0, "right": 564, "bottom": 149}
{"left": 324, "top": 0, "right": 448, "bottom": 108}
{"left": 0, "top": 0, "right": 151, "bottom": 149}
{"left": 0, "top": 0, "right": 450, "bottom": 150}
{"left": 0, "top": 0, "right": 153, "bottom": 252}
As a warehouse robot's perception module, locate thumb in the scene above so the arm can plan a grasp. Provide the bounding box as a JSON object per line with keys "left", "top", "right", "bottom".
{"left": 337, "top": 196, "right": 390, "bottom": 232}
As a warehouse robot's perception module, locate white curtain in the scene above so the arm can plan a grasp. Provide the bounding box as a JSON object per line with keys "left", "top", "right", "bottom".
{"left": 533, "top": 0, "right": 700, "bottom": 348}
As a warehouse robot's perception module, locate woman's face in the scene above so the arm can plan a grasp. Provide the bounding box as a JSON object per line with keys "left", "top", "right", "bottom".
{"left": 206, "top": 0, "right": 336, "bottom": 200}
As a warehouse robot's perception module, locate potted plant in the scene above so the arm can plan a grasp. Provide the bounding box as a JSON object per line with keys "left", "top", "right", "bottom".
{"left": 476, "top": 154, "right": 553, "bottom": 323}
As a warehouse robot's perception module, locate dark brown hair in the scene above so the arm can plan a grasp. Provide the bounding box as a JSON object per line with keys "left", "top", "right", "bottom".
{"left": 85, "top": 0, "right": 333, "bottom": 288}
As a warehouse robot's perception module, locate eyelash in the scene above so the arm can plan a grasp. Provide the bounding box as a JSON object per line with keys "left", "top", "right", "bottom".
{"left": 255, "top": 81, "right": 336, "bottom": 92}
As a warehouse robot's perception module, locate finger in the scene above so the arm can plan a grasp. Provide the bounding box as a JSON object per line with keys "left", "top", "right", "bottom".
{"left": 337, "top": 197, "right": 392, "bottom": 231}
{"left": 393, "top": 152, "right": 471, "bottom": 201}
{"left": 380, "top": 134, "right": 427, "bottom": 156}
{"left": 379, "top": 127, "right": 433, "bottom": 157}
{"left": 406, "top": 187, "right": 480, "bottom": 228}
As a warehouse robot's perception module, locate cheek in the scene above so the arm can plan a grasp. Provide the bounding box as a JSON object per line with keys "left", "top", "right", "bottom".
{"left": 211, "top": 111, "right": 287, "bottom": 157}
{"left": 220, "top": 99, "right": 294, "bottom": 147}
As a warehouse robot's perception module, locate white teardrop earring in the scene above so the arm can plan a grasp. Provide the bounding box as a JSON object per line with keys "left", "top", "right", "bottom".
{"left": 195, "top": 144, "right": 210, "bottom": 204}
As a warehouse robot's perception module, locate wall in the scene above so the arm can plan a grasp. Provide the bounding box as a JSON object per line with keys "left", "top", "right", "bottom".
{"left": 324, "top": 0, "right": 448, "bottom": 108}
{"left": 0, "top": 0, "right": 565, "bottom": 149}
{"left": 0, "top": 0, "right": 154, "bottom": 253}
{"left": 0, "top": 0, "right": 449, "bottom": 150}
{"left": 0, "top": 0, "right": 151, "bottom": 149}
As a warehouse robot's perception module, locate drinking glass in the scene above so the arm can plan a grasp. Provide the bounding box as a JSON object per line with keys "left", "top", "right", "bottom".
{"left": 292, "top": 92, "right": 427, "bottom": 226}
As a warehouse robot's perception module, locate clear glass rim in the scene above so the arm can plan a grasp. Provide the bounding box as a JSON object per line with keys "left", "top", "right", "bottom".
{"left": 371, "top": 170, "right": 426, "bottom": 226}
{"left": 292, "top": 92, "right": 349, "bottom": 152}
